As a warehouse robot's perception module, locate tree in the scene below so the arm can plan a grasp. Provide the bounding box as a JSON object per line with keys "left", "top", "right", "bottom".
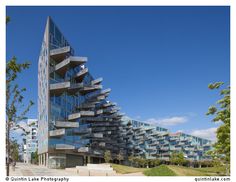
{"left": 31, "top": 150, "right": 39, "bottom": 164}
{"left": 104, "top": 150, "right": 112, "bottom": 163}
{"left": 116, "top": 151, "right": 124, "bottom": 164}
{"left": 6, "top": 16, "right": 10, "bottom": 24}
{"left": 134, "top": 157, "right": 147, "bottom": 168}
{"left": 6, "top": 18, "right": 34, "bottom": 175}
{"left": 128, "top": 154, "right": 135, "bottom": 166}
{"left": 153, "top": 159, "right": 161, "bottom": 167}
{"left": 206, "top": 82, "right": 230, "bottom": 175}
{"left": 10, "top": 140, "right": 19, "bottom": 162}
{"left": 170, "top": 152, "right": 185, "bottom": 166}
{"left": 133, "top": 157, "right": 140, "bottom": 167}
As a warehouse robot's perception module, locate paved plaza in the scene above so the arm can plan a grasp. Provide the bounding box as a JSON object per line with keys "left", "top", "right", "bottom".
{"left": 9, "top": 163, "right": 144, "bottom": 176}
{"left": 9, "top": 163, "right": 76, "bottom": 176}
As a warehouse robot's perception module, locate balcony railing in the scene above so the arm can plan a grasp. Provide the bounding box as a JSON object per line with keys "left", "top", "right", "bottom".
{"left": 55, "top": 121, "right": 79, "bottom": 128}
{"left": 50, "top": 46, "right": 71, "bottom": 62}
{"left": 49, "top": 129, "right": 65, "bottom": 137}
{"left": 55, "top": 144, "right": 75, "bottom": 150}
{"left": 68, "top": 112, "right": 81, "bottom": 121}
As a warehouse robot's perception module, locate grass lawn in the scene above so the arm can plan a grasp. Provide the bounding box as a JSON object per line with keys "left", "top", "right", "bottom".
{"left": 168, "top": 165, "right": 207, "bottom": 176}
{"left": 194, "top": 166, "right": 227, "bottom": 176}
{"left": 112, "top": 164, "right": 227, "bottom": 176}
{"left": 144, "top": 165, "right": 177, "bottom": 176}
{"left": 111, "top": 164, "right": 147, "bottom": 174}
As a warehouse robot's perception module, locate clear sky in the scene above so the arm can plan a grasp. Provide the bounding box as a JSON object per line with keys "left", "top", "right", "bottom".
{"left": 6, "top": 6, "right": 230, "bottom": 140}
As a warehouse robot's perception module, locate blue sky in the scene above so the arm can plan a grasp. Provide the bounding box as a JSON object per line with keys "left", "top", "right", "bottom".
{"left": 6, "top": 6, "right": 230, "bottom": 140}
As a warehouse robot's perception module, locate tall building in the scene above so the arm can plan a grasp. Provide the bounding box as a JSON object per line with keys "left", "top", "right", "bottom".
{"left": 38, "top": 17, "right": 212, "bottom": 169}
{"left": 122, "top": 118, "right": 212, "bottom": 161}
{"left": 22, "top": 119, "right": 38, "bottom": 163}
{"left": 38, "top": 17, "right": 125, "bottom": 168}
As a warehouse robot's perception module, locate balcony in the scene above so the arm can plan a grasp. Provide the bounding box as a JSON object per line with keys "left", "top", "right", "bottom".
{"left": 157, "top": 137, "right": 164, "bottom": 141}
{"left": 50, "top": 81, "right": 70, "bottom": 95}
{"left": 103, "top": 108, "right": 113, "bottom": 114}
{"left": 134, "top": 145, "right": 141, "bottom": 150}
{"left": 91, "top": 77, "right": 103, "bottom": 85}
{"left": 50, "top": 46, "right": 71, "bottom": 62}
{"left": 55, "top": 144, "right": 75, "bottom": 150}
{"left": 74, "top": 68, "right": 88, "bottom": 82}
{"left": 77, "top": 147, "right": 89, "bottom": 153}
{"left": 138, "top": 131, "right": 145, "bottom": 135}
{"left": 169, "top": 137, "right": 178, "bottom": 141}
{"left": 49, "top": 129, "right": 65, "bottom": 137}
{"left": 150, "top": 132, "right": 159, "bottom": 136}
{"left": 55, "top": 121, "right": 79, "bottom": 128}
{"left": 77, "top": 103, "right": 96, "bottom": 110}
{"left": 103, "top": 108, "right": 118, "bottom": 115}
{"left": 93, "top": 133, "right": 103, "bottom": 138}
{"left": 161, "top": 152, "right": 171, "bottom": 156}
{"left": 97, "top": 95, "right": 106, "bottom": 101}
{"left": 80, "top": 117, "right": 108, "bottom": 122}
{"left": 102, "top": 102, "right": 116, "bottom": 108}
{"left": 68, "top": 83, "right": 84, "bottom": 94}
{"left": 146, "top": 146, "right": 157, "bottom": 151}
{"left": 73, "top": 128, "right": 91, "bottom": 135}
{"left": 96, "top": 109, "right": 103, "bottom": 115}
{"left": 150, "top": 142, "right": 159, "bottom": 146}
{"left": 144, "top": 127, "right": 155, "bottom": 131}
{"left": 134, "top": 136, "right": 143, "bottom": 140}
{"left": 80, "top": 111, "right": 95, "bottom": 117}
{"left": 79, "top": 85, "right": 102, "bottom": 95}
{"left": 68, "top": 112, "right": 81, "bottom": 121}
{"left": 150, "top": 152, "right": 157, "bottom": 155}
{"left": 160, "top": 147, "right": 169, "bottom": 151}
{"left": 52, "top": 56, "right": 87, "bottom": 75}
{"left": 101, "top": 88, "right": 111, "bottom": 95}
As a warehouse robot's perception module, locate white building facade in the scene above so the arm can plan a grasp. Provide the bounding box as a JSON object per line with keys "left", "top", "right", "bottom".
{"left": 23, "top": 119, "right": 38, "bottom": 163}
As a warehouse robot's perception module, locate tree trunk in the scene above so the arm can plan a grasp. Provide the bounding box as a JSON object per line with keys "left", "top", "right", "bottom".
{"left": 6, "top": 122, "right": 10, "bottom": 176}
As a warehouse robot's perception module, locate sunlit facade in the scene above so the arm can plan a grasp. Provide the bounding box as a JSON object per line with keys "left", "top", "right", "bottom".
{"left": 38, "top": 17, "right": 212, "bottom": 169}
{"left": 122, "top": 117, "right": 212, "bottom": 161}
{"left": 23, "top": 119, "right": 38, "bottom": 163}
{"left": 38, "top": 17, "right": 125, "bottom": 168}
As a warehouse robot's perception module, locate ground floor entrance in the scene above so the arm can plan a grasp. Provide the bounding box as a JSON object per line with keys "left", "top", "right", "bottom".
{"left": 39, "top": 152, "right": 105, "bottom": 169}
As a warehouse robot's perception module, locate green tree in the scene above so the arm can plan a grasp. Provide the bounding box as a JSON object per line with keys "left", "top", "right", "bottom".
{"left": 6, "top": 18, "right": 34, "bottom": 176}
{"left": 128, "top": 154, "right": 135, "bottom": 166}
{"left": 116, "top": 151, "right": 124, "bottom": 164}
{"left": 134, "top": 157, "right": 147, "bottom": 168}
{"left": 153, "top": 159, "right": 161, "bottom": 167}
{"left": 104, "top": 150, "right": 112, "bottom": 163}
{"left": 31, "top": 150, "right": 39, "bottom": 164}
{"left": 170, "top": 152, "right": 185, "bottom": 166}
{"left": 10, "top": 140, "right": 19, "bottom": 162}
{"left": 133, "top": 157, "right": 140, "bottom": 167}
{"left": 6, "top": 16, "right": 10, "bottom": 24}
{"left": 206, "top": 82, "right": 230, "bottom": 175}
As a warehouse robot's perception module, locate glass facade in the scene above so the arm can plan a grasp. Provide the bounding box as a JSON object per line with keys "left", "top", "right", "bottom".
{"left": 123, "top": 118, "right": 212, "bottom": 161}
{"left": 38, "top": 17, "right": 213, "bottom": 168}
{"left": 38, "top": 17, "right": 125, "bottom": 168}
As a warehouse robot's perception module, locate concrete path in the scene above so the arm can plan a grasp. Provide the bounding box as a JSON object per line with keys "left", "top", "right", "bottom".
{"left": 121, "top": 172, "right": 144, "bottom": 176}
{"left": 10, "top": 163, "right": 77, "bottom": 176}
{"left": 9, "top": 163, "right": 144, "bottom": 176}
